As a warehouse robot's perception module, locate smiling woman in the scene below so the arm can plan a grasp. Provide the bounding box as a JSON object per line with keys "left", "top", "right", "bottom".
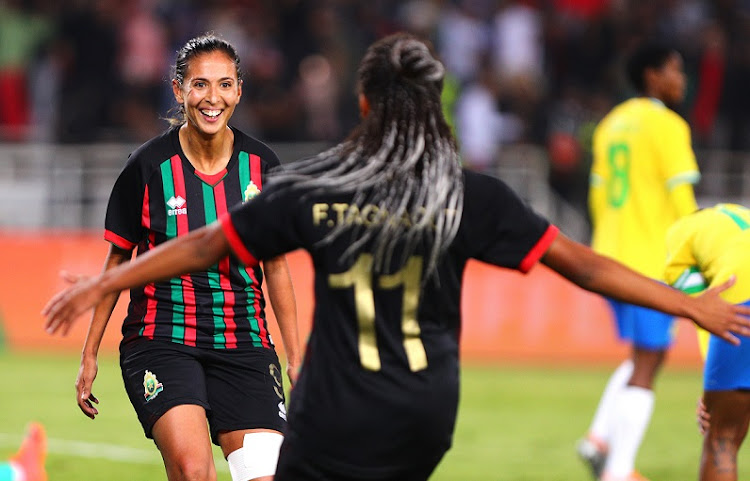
{"left": 46, "top": 34, "right": 302, "bottom": 481}
{"left": 169, "top": 38, "right": 243, "bottom": 172}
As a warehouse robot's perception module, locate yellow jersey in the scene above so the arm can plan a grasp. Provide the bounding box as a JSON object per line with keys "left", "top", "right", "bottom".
{"left": 590, "top": 97, "right": 700, "bottom": 279}
{"left": 664, "top": 204, "right": 750, "bottom": 357}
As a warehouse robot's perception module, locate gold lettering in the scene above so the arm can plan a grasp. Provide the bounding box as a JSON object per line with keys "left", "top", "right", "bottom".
{"left": 329, "top": 253, "right": 428, "bottom": 373}
{"left": 312, "top": 203, "right": 329, "bottom": 226}
{"left": 380, "top": 256, "right": 427, "bottom": 372}
{"left": 329, "top": 255, "right": 380, "bottom": 371}
{"left": 345, "top": 204, "right": 362, "bottom": 225}
{"left": 331, "top": 203, "right": 349, "bottom": 225}
{"left": 361, "top": 204, "right": 380, "bottom": 226}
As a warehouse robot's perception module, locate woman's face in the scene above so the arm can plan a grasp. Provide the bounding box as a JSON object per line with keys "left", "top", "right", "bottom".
{"left": 652, "top": 52, "right": 686, "bottom": 107}
{"left": 172, "top": 50, "right": 242, "bottom": 137}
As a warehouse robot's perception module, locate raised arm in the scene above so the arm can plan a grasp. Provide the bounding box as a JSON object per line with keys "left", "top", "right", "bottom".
{"left": 44, "top": 222, "right": 230, "bottom": 335}
{"left": 540, "top": 232, "right": 750, "bottom": 344}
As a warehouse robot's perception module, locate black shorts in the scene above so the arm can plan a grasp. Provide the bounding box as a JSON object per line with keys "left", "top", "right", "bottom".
{"left": 120, "top": 340, "right": 287, "bottom": 445}
{"left": 275, "top": 431, "right": 442, "bottom": 481}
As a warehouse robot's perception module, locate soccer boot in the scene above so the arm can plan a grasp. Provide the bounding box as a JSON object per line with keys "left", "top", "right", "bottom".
{"left": 576, "top": 436, "right": 607, "bottom": 480}
{"left": 10, "top": 422, "right": 47, "bottom": 481}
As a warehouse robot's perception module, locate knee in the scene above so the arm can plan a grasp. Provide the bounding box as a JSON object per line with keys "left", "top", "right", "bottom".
{"left": 628, "top": 352, "right": 666, "bottom": 388}
{"left": 706, "top": 426, "right": 743, "bottom": 455}
{"left": 226, "top": 431, "right": 284, "bottom": 481}
{"left": 167, "top": 455, "right": 216, "bottom": 481}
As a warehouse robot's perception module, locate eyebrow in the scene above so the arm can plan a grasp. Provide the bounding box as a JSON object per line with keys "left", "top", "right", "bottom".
{"left": 192, "top": 76, "right": 236, "bottom": 82}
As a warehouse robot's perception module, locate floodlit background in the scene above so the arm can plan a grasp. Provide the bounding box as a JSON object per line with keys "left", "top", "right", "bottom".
{"left": 1, "top": 0, "right": 749, "bottom": 479}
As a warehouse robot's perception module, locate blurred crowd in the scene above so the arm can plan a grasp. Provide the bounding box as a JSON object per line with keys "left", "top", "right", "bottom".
{"left": 2, "top": 0, "right": 750, "bottom": 206}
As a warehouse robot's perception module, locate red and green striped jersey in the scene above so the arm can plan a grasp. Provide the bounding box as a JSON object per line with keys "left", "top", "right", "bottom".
{"left": 104, "top": 126, "right": 280, "bottom": 350}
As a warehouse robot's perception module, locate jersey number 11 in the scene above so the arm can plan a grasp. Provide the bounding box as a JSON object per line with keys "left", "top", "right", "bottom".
{"left": 329, "top": 254, "right": 428, "bottom": 372}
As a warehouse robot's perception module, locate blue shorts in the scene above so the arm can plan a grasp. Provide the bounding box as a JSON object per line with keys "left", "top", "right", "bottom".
{"left": 704, "top": 301, "right": 750, "bottom": 391}
{"left": 606, "top": 298, "right": 675, "bottom": 350}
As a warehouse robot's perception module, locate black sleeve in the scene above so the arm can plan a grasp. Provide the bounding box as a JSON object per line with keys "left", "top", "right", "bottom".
{"left": 244, "top": 134, "right": 282, "bottom": 174}
{"left": 462, "top": 171, "right": 556, "bottom": 271}
{"left": 260, "top": 145, "right": 282, "bottom": 174}
{"left": 222, "top": 183, "right": 305, "bottom": 263}
{"left": 104, "top": 154, "right": 146, "bottom": 250}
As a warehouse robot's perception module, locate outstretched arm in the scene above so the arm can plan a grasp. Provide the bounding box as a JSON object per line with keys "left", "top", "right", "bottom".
{"left": 540, "top": 232, "right": 750, "bottom": 344}
{"left": 263, "top": 255, "right": 301, "bottom": 386}
{"left": 44, "top": 222, "right": 230, "bottom": 335}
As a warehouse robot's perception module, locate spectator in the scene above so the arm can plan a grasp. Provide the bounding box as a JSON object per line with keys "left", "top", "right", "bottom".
{"left": 0, "top": 0, "right": 54, "bottom": 141}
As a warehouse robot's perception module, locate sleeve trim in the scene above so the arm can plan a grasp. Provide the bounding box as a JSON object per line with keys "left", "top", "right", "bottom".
{"left": 219, "top": 213, "right": 259, "bottom": 266}
{"left": 589, "top": 173, "right": 604, "bottom": 187}
{"left": 104, "top": 230, "right": 136, "bottom": 250}
{"left": 672, "top": 266, "right": 707, "bottom": 294}
{"left": 667, "top": 171, "right": 701, "bottom": 191}
{"left": 518, "top": 224, "right": 560, "bottom": 273}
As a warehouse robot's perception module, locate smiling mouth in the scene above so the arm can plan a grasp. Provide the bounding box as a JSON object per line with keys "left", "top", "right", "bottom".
{"left": 200, "top": 109, "right": 222, "bottom": 118}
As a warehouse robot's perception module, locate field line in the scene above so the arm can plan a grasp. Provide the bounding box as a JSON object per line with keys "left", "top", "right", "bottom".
{"left": 0, "top": 433, "right": 229, "bottom": 471}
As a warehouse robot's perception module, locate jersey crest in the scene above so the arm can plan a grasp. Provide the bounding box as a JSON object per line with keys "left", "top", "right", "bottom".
{"left": 143, "top": 370, "right": 163, "bottom": 402}
{"left": 244, "top": 181, "right": 260, "bottom": 202}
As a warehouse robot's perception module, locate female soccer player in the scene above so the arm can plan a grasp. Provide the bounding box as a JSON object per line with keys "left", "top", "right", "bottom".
{"left": 44, "top": 33, "right": 750, "bottom": 481}
{"left": 52, "top": 35, "right": 301, "bottom": 481}
{"left": 579, "top": 41, "right": 700, "bottom": 481}
{"left": 665, "top": 204, "right": 750, "bottom": 481}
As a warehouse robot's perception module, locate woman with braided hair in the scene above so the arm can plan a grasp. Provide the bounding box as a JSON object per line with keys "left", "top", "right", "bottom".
{"left": 44, "top": 33, "right": 750, "bottom": 480}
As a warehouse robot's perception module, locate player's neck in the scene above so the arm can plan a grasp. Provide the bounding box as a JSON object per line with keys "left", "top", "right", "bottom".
{"left": 179, "top": 125, "right": 234, "bottom": 175}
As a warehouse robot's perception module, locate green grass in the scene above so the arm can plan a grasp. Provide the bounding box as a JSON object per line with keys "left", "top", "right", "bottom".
{"left": 0, "top": 352, "right": 743, "bottom": 480}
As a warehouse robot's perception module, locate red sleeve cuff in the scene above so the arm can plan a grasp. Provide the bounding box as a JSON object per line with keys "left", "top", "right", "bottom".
{"left": 104, "top": 230, "right": 136, "bottom": 250}
{"left": 219, "top": 213, "right": 259, "bottom": 266}
{"left": 518, "top": 224, "right": 559, "bottom": 273}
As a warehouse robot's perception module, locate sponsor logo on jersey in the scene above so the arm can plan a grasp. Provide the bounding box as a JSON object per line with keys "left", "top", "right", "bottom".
{"left": 143, "top": 370, "right": 164, "bottom": 402}
{"left": 244, "top": 181, "right": 260, "bottom": 202}
{"left": 166, "top": 195, "right": 187, "bottom": 216}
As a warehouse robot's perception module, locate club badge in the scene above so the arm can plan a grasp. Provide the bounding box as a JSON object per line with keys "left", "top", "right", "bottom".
{"left": 244, "top": 181, "right": 260, "bottom": 202}
{"left": 143, "top": 370, "right": 163, "bottom": 402}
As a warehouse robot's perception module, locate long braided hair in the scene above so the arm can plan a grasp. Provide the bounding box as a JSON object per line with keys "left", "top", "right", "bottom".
{"left": 270, "top": 32, "right": 464, "bottom": 277}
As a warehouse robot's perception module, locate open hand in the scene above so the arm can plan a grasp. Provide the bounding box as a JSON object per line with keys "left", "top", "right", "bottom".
{"left": 691, "top": 277, "right": 750, "bottom": 345}
{"left": 42, "top": 271, "right": 103, "bottom": 336}
{"left": 75, "top": 355, "right": 100, "bottom": 419}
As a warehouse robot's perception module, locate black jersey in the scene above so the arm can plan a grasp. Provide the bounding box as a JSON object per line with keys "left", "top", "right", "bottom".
{"left": 105, "top": 126, "right": 281, "bottom": 350}
{"left": 221, "top": 169, "right": 558, "bottom": 478}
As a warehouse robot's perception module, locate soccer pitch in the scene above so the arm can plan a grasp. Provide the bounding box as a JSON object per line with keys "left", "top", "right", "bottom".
{"left": 0, "top": 352, "right": 742, "bottom": 480}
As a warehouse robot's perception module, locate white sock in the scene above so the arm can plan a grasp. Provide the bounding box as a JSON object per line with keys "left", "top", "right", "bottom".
{"left": 605, "top": 386, "right": 655, "bottom": 478}
{"left": 589, "top": 360, "right": 634, "bottom": 443}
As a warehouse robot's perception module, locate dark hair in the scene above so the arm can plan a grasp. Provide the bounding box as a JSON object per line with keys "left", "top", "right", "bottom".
{"left": 626, "top": 42, "right": 678, "bottom": 93}
{"left": 269, "top": 32, "right": 463, "bottom": 277}
{"left": 166, "top": 34, "right": 242, "bottom": 126}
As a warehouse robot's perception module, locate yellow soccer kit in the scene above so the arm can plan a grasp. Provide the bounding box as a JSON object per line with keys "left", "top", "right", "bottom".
{"left": 665, "top": 204, "right": 750, "bottom": 358}
{"left": 590, "top": 97, "right": 700, "bottom": 279}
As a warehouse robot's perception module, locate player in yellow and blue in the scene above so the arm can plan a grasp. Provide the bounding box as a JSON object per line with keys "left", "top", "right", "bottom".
{"left": 665, "top": 204, "right": 750, "bottom": 481}
{"left": 577, "top": 42, "right": 701, "bottom": 481}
